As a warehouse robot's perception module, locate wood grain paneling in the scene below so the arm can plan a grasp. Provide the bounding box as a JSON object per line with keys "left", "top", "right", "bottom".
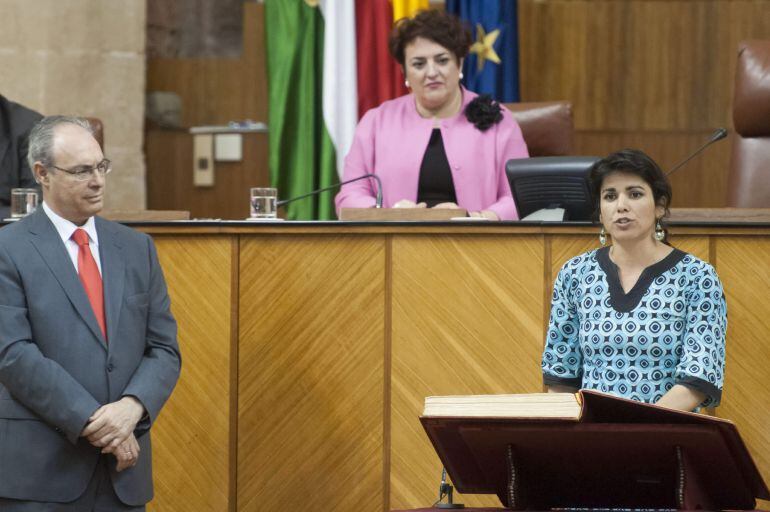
{"left": 390, "top": 235, "right": 545, "bottom": 509}
{"left": 150, "top": 236, "right": 233, "bottom": 512}
{"left": 519, "top": 0, "right": 770, "bottom": 131}
{"left": 714, "top": 238, "right": 770, "bottom": 497}
{"left": 133, "top": 225, "right": 770, "bottom": 510}
{"left": 237, "top": 236, "right": 386, "bottom": 511}
{"left": 669, "top": 235, "right": 710, "bottom": 262}
{"left": 573, "top": 131, "right": 733, "bottom": 207}
{"left": 145, "top": 129, "right": 269, "bottom": 219}
{"left": 146, "top": 2, "right": 267, "bottom": 126}
{"left": 518, "top": 0, "right": 770, "bottom": 208}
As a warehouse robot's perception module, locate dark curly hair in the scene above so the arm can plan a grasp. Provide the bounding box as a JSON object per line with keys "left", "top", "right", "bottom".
{"left": 388, "top": 9, "right": 472, "bottom": 67}
{"left": 589, "top": 149, "right": 673, "bottom": 223}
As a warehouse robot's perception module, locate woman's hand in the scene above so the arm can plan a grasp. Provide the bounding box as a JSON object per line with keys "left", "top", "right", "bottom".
{"left": 546, "top": 384, "right": 580, "bottom": 394}
{"left": 393, "top": 199, "right": 427, "bottom": 208}
{"left": 468, "top": 210, "right": 500, "bottom": 220}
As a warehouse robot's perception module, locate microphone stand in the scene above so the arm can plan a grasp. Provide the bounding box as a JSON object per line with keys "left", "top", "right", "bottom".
{"left": 434, "top": 467, "right": 464, "bottom": 509}
{"left": 276, "top": 174, "right": 383, "bottom": 208}
{"left": 666, "top": 128, "right": 728, "bottom": 177}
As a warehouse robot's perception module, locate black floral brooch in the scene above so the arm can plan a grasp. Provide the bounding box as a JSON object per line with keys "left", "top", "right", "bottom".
{"left": 464, "top": 94, "right": 503, "bottom": 131}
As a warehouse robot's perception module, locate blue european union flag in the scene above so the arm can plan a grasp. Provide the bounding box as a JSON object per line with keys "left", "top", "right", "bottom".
{"left": 446, "top": 0, "right": 520, "bottom": 102}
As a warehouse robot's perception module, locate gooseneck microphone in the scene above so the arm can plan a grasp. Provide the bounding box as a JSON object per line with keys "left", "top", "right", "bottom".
{"left": 275, "top": 173, "right": 383, "bottom": 208}
{"left": 433, "top": 467, "right": 464, "bottom": 509}
{"left": 666, "top": 128, "right": 728, "bottom": 177}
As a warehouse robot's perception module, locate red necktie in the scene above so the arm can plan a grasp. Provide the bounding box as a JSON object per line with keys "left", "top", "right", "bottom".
{"left": 72, "top": 229, "right": 107, "bottom": 340}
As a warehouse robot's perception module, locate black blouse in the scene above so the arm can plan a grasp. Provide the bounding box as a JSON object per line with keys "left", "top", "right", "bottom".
{"left": 416, "top": 129, "right": 457, "bottom": 207}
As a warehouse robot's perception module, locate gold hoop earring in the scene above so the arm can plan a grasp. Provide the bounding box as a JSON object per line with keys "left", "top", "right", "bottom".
{"left": 654, "top": 221, "right": 665, "bottom": 242}
{"left": 599, "top": 226, "right": 607, "bottom": 246}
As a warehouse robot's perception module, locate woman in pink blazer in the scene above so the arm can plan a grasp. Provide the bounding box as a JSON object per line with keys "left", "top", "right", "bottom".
{"left": 335, "top": 10, "right": 529, "bottom": 220}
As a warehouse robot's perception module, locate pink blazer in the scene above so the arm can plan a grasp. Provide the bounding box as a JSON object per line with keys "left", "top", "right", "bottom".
{"left": 335, "top": 89, "right": 529, "bottom": 220}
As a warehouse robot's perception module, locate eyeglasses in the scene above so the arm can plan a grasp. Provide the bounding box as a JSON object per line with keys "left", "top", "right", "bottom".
{"left": 51, "top": 159, "right": 112, "bottom": 181}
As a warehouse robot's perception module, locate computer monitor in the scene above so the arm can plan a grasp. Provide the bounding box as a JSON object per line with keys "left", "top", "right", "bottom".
{"left": 506, "top": 156, "right": 600, "bottom": 221}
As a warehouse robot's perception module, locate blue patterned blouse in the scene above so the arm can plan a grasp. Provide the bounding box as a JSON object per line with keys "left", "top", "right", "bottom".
{"left": 541, "top": 247, "right": 727, "bottom": 407}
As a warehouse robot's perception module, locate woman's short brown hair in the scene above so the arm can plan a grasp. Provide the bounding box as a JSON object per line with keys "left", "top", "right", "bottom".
{"left": 388, "top": 9, "right": 472, "bottom": 67}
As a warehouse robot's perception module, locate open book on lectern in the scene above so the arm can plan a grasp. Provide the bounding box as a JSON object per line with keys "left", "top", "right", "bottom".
{"left": 420, "top": 390, "right": 770, "bottom": 511}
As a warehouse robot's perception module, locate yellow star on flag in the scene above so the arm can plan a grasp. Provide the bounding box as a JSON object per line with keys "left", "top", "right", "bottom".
{"left": 469, "top": 23, "right": 502, "bottom": 71}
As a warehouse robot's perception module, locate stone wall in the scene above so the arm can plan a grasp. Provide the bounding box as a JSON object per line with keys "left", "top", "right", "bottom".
{"left": 0, "top": 0, "right": 147, "bottom": 210}
{"left": 147, "top": 0, "right": 245, "bottom": 58}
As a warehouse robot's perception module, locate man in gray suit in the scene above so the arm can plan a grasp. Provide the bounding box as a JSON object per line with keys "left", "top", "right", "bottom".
{"left": 0, "top": 116, "right": 181, "bottom": 510}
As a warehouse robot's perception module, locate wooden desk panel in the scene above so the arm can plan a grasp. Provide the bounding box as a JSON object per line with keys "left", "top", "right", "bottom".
{"left": 390, "top": 235, "right": 545, "bottom": 509}
{"left": 150, "top": 236, "right": 234, "bottom": 511}
{"left": 715, "top": 238, "right": 770, "bottom": 492}
{"left": 237, "top": 235, "right": 386, "bottom": 511}
{"left": 137, "top": 224, "right": 770, "bottom": 511}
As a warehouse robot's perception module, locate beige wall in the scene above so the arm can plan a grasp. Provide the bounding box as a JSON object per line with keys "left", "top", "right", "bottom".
{"left": 0, "top": 0, "right": 147, "bottom": 210}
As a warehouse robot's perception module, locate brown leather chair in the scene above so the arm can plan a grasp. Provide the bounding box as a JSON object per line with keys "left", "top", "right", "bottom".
{"left": 505, "top": 101, "right": 573, "bottom": 157}
{"left": 85, "top": 117, "right": 104, "bottom": 149}
{"left": 726, "top": 41, "right": 770, "bottom": 207}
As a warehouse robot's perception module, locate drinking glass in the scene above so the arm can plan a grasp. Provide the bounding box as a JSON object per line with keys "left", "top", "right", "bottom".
{"left": 10, "top": 188, "right": 39, "bottom": 218}
{"left": 250, "top": 187, "right": 277, "bottom": 219}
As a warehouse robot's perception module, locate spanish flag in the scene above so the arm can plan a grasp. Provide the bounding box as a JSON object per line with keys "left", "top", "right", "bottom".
{"left": 266, "top": 0, "right": 428, "bottom": 220}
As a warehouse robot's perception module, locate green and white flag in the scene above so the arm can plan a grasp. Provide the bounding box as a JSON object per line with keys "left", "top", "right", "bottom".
{"left": 265, "top": 0, "right": 357, "bottom": 220}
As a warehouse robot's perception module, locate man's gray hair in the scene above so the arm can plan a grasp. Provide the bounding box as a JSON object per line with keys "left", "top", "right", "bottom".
{"left": 27, "top": 115, "right": 94, "bottom": 171}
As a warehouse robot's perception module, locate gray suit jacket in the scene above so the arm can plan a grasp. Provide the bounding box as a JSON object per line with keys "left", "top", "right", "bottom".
{"left": 0, "top": 209, "right": 181, "bottom": 505}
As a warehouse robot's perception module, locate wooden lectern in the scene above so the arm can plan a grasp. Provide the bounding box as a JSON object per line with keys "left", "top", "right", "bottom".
{"left": 420, "top": 391, "right": 770, "bottom": 511}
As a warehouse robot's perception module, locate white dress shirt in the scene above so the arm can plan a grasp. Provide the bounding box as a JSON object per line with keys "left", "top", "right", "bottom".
{"left": 42, "top": 202, "right": 102, "bottom": 276}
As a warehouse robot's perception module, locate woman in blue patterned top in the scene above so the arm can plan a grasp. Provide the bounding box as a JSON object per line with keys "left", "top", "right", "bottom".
{"left": 541, "top": 149, "right": 727, "bottom": 411}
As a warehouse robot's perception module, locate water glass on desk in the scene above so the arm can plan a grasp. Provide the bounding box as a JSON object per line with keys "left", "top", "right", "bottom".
{"left": 10, "top": 188, "right": 39, "bottom": 218}
{"left": 250, "top": 187, "right": 277, "bottom": 219}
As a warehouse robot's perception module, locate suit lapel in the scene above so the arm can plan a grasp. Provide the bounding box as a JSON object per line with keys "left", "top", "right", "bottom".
{"left": 97, "top": 217, "right": 125, "bottom": 350}
{"left": 0, "top": 139, "right": 9, "bottom": 170}
{"left": 27, "top": 209, "right": 106, "bottom": 347}
{"left": 0, "top": 116, "right": 10, "bottom": 171}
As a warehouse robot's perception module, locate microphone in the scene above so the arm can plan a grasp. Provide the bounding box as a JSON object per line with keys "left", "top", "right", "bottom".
{"left": 666, "top": 128, "right": 728, "bottom": 177}
{"left": 276, "top": 173, "right": 383, "bottom": 208}
{"left": 433, "top": 467, "right": 464, "bottom": 509}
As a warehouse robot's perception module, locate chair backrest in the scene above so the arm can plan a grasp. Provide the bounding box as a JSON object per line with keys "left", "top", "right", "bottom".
{"left": 85, "top": 117, "right": 104, "bottom": 149}
{"left": 505, "top": 101, "right": 574, "bottom": 157}
{"left": 726, "top": 41, "right": 770, "bottom": 207}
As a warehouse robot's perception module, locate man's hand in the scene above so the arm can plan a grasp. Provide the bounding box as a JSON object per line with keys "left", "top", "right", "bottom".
{"left": 81, "top": 396, "right": 145, "bottom": 451}
{"left": 104, "top": 432, "right": 140, "bottom": 472}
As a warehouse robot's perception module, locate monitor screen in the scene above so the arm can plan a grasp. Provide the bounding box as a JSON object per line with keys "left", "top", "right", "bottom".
{"left": 506, "top": 156, "right": 600, "bottom": 221}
